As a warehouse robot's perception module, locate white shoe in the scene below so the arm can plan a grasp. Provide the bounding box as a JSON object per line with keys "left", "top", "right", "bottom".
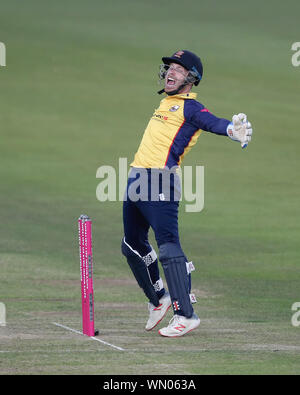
{"left": 158, "top": 313, "right": 200, "bottom": 337}
{"left": 145, "top": 292, "right": 171, "bottom": 331}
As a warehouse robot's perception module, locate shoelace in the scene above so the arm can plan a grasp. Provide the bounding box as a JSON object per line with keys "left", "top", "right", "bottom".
{"left": 168, "top": 315, "right": 181, "bottom": 327}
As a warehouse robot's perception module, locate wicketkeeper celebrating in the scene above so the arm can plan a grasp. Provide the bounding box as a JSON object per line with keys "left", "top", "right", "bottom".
{"left": 121, "top": 50, "right": 253, "bottom": 337}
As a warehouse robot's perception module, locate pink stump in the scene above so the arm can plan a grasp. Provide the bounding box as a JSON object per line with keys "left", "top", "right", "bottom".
{"left": 78, "top": 215, "right": 95, "bottom": 336}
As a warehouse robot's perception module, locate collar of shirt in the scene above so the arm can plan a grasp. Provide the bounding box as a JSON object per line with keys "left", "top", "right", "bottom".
{"left": 164, "top": 92, "right": 197, "bottom": 100}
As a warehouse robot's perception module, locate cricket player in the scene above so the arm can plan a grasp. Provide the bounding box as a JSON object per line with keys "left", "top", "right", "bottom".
{"left": 121, "top": 50, "right": 253, "bottom": 337}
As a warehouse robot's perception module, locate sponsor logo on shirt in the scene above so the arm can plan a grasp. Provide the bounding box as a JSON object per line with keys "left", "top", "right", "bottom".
{"left": 152, "top": 112, "right": 168, "bottom": 121}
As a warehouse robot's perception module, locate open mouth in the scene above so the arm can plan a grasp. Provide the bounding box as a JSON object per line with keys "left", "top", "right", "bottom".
{"left": 166, "top": 77, "right": 176, "bottom": 86}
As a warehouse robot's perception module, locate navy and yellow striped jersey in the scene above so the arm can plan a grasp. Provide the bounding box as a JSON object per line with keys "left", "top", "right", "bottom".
{"left": 131, "top": 92, "right": 230, "bottom": 169}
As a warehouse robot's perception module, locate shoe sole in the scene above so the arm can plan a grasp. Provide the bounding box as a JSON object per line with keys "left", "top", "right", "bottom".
{"left": 158, "top": 320, "right": 200, "bottom": 338}
{"left": 145, "top": 303, "right": 172, "bottom": 331}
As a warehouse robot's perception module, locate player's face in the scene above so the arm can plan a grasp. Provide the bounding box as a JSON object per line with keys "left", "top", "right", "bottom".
{"left": 164, "top": 63, "right": 189, "bottom": 93}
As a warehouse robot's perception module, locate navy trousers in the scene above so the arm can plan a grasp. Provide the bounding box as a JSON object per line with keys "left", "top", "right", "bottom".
{"left": 122, "top": 167, "right": 194, "bottom": 316}
{"left": 123, "top": 167, "right": 182, "bottom": 254}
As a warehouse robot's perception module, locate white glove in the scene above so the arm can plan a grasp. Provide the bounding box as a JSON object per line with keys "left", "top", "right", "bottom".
{"left": 227, "top": 113, "right": 253, "bottom": 149}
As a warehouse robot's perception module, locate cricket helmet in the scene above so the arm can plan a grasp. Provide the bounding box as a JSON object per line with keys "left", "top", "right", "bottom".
{"left": 162, "top": 50, "right": 203, "bottom": 86}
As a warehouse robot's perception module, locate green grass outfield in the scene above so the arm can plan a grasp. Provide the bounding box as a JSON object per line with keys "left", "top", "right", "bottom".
{"left": 0, "top": 0, "right": 299, "bottom": 375}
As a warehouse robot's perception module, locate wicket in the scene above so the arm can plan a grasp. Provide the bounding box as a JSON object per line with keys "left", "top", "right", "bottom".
{"left": 78, "top": 215, "right": 95, "bottom": 336}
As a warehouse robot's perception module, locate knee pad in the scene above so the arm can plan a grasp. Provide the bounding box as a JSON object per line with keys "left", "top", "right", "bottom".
{"left": 121, "top": 238, "right": 160, "bottom": 307}
{"left": 159, "top": 242, "right": 196, "bottom": 318}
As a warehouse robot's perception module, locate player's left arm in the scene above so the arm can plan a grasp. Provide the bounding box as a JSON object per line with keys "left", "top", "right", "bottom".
{"left": 186, "top": 102, "right": 253, "bottom": 149}
{"left": 226, "top": 113, "right": 253, "bottom": 149}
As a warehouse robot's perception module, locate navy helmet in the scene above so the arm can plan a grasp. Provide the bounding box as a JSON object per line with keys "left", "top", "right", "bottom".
{"left": 162, "top": 50, "right": 203, "bottom": 86}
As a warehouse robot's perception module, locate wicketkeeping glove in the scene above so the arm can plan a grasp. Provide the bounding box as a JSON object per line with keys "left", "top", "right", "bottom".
{"left": 226, "top": 113, "right": 253, "bottom": 149}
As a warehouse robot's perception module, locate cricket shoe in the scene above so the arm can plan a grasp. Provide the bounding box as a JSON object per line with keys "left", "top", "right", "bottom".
{"left": 145, "top": 292, "right": 171, "bottom": 331}
{"left": 158, "top": 313, "right": 200, "bottom": 337}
